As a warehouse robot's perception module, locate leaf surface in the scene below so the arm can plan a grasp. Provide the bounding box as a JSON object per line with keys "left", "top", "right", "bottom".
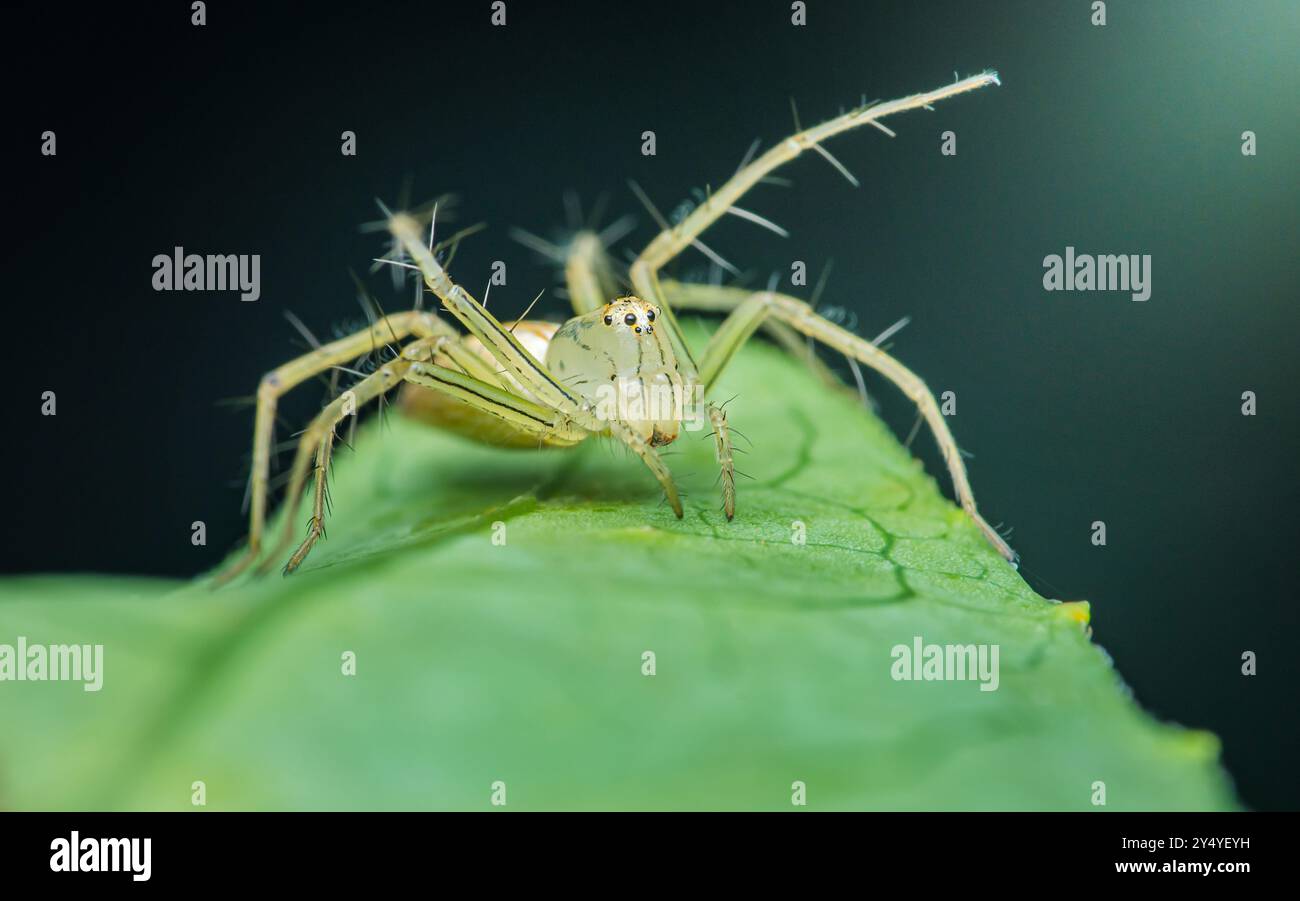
{"left": 0, "top": 324, "right": 1237, "bottom": 810}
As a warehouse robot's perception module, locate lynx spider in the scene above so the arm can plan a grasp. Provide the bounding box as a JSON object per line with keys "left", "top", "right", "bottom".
{"left": 217, "top": 71, "right": 1013, "bottom": 583}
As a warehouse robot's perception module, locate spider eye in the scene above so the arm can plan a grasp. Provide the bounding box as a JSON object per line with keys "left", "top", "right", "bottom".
{"left": 624, "top": 313, "right": 637, "bottom": 326}
{"left": 603, "top": 315, "right": 612, "bottom": 325}
{"left": 646, "top": 309, "right": 656, "bottom": 322}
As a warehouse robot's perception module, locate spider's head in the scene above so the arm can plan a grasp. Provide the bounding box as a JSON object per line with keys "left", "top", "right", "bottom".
{"left": 550, "top": 294, "right": 690, "bottom": 448}
{"left": 600, "top": 296, "right": 659, "bottom": 338}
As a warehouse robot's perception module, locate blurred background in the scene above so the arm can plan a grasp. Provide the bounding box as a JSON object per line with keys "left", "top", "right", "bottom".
{"left": 3, "top": 1, "right": 1297, "bottom": 808}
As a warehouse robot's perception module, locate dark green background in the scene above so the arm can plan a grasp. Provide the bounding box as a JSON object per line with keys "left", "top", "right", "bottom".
{"left": 4, "top": 1, "right": 1297, "bottom": 808}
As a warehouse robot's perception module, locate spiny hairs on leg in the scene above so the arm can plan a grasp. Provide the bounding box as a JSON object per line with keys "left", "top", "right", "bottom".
{"left": 707, "top": 404, "right": 736, "bottom": 520}
{"left": 658, "top": 248, "right": 1017, "bottom": 560}
{"left": 626, "top": 70, "right": 1002, "bottom": 393}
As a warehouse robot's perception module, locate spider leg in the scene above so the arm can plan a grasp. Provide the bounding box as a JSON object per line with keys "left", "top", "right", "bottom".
{"left": 564, "top": 231, "right": 622, "bottom": 315}
{"left": 696, "top": 289, "right": 1015, "bottom": 562}
{"left": 262, "top": 350, "right": 421, "bottom": 575}
{"left": 660, "top": 279, "right": 846, "bottom": 391}
{"left": 707, "top": 403, "right": 735, "bottom": 520}
{"left": 283, "top": 426, "right": 335, "bottom": 574}
{"left": 215, "top": 311, "right": 454, "bottom": 585}
{"left": 627, "top": 72, "right": 1000, "bottom": 380}
{"left": 388, "top": 213, "right": 597, "bottom": 424}
{"left": 606, "top": 419, "right": 683, "bottom": 518}
{"left": 270, "top": 340, "right": 593, "bottom": 575}
{"left": 403, "top": 360, "right": 590, "bottom": 445}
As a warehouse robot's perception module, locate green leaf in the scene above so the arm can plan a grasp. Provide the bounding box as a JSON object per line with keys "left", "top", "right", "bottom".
{"left": 0, "top": 323, "right": 1237, "bottom": 810}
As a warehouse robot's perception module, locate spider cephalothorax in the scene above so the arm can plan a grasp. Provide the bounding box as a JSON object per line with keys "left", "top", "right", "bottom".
{"left": 217, "top": 71, "right": 1013, "bottom": 583}
{"left": 548, "top": 296, "right": 691, "bottom": 448}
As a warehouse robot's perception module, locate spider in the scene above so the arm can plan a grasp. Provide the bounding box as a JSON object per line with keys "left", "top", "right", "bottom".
{"left": 216, "top": 71, "right": 1013, "bottom": 583}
